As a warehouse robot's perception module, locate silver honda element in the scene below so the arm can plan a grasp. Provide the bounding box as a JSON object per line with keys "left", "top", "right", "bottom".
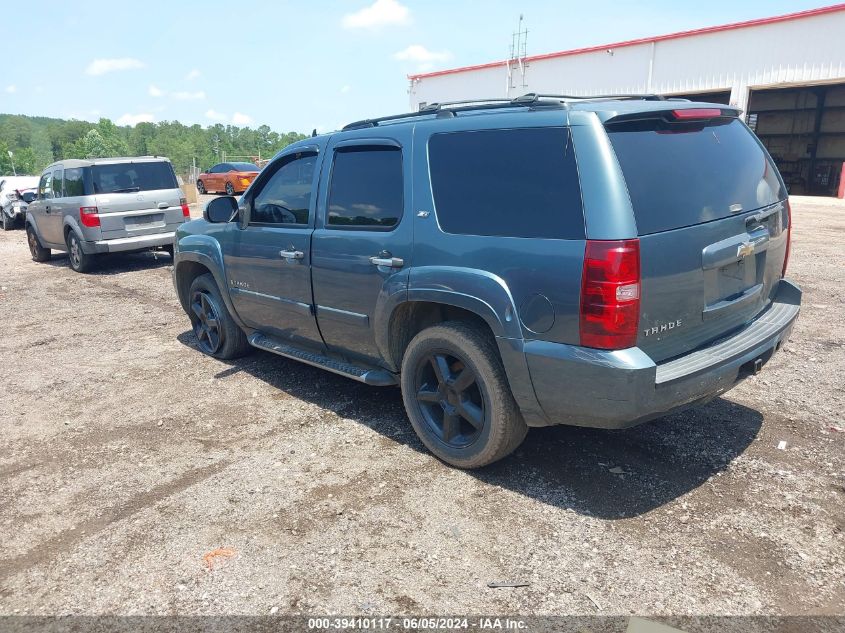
{"left": 25, "top": 157, "right": 189, "bottom": 272}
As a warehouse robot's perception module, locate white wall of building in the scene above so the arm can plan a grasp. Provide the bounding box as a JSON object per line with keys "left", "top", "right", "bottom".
{"left": 408, "top": 8, "right": 845, "bottom": 113}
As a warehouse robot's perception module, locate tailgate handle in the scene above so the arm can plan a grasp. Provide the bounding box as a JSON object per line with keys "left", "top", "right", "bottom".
{"left": 745, "top": 207, "right": 779, "bottom": 228}
{"left": 157, "top": 202, "right": 169, "bottom": 209}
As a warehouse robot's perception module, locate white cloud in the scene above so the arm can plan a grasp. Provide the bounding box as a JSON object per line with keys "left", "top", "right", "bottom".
{"left": 148, "top": 84, "right": 164, "bottom": 97}
{"left": 116, "top": 112, "right": 155, "bottom": 126}
{"left": 342, "top": 0, "right": 409, "bottom": 29}
{"left": 172, "top": 90, "right": 206, "bottom": 100}
{"left": 185, "top": 69, "right": 201, "bottom": 81}
{"left": 340, "top": 85, "right": 352, "bottom": 94}
{"left": 205, "top": 109, "right": 228, "bottom": 122}
{"left": 232, "top": 112, "right": 253, "bottom": 125}
{"left": 5, "top": 84, "right": 16, "bottom": 93}
{"left": 393, "top": 44, "right": 451, "bottom": 64}
{"left": 85, "top": 57, "right": 145, "bottom": 76}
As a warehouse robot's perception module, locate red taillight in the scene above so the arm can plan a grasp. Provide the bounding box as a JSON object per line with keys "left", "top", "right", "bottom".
{"left": 79, "top": 206, "right": 100, "bottom": 228}
{"left": 580, "top": 239, "right": 641, "bottom": 350}
{"left": 180, "top": 197, "right": 190, "bottom": 218}
{"left": 671, "top": 108, "right": 722, "bottom": 120}
{"left": 782, "top": 199, "right": 791, "bottom": 277}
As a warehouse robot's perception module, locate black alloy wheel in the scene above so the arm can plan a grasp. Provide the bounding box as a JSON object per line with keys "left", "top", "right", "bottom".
{"left": 414, "top": 350, "right": 485, "bottom": 448}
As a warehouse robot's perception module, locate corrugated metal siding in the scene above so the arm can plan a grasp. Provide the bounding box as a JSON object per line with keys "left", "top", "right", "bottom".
{"left": 409, "top": 10, "right": 845, "bottom": 112}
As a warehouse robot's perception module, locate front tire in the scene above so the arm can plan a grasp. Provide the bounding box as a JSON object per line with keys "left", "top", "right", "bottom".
{"left": 66, "top": 231, "right": 95, "bottom": 273}
{"left": 400, "top": 321, "right": 528, "bottom": 469}
{"left": 2, "top": 212, "right": 14, "bottom": 231}
{"left": 225, "top": 182, "right": 235, "bottom": 196}
{"left": 187, "top": 273, "right": 250, "bottom": 359}
{"left": 26, "top": 225, "right": 51, "bottom": 262}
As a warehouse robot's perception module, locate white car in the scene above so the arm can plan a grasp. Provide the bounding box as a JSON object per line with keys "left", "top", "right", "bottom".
{"left": 1, "top": 176, "right": 39, "bottom": 230}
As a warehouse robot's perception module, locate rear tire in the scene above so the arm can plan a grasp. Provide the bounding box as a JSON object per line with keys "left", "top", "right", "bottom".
{"left": 400, "top": 321, "right": 528, "bottom": 469}
{"left": 26, "top": 225, "right": 51, "bottom": 262}
{"left": 66, "top": 231, "right": 95, "bottom": 273}
{"left": 187, "top": 273, "right": 250, "bottom": 359}
{"left": 196, "top": 180, "right": 206, "bottom": 195}
{"left": 225, "top": 182, "right": 235, "bottom": 196}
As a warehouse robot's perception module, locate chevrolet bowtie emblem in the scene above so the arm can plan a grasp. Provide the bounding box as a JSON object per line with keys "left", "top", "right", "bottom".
{"left": 737, "top": 242, "right": 755, "bottom": 259}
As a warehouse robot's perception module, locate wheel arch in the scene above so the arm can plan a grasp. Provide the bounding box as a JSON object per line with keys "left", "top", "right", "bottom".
{"left": 174, "top": 241, "right": 246, "bottom": 328}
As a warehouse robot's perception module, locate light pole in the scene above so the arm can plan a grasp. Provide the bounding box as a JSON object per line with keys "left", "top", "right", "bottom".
{"left": 7, "top": 150, "right": 15, "bottom": 176}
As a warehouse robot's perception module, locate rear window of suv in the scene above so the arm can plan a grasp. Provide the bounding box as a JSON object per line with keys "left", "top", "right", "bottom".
{"left": 607, "top": 117, "right": 786, "bottom": 235}
{"left": 91, "top": 161, "right": 178, "bottom": 194}
{"left": 428, "top": 127, "right": 584, "bottom": 240}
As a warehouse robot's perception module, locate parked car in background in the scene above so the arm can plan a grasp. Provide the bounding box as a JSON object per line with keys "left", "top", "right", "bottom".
{"left": 173, "top": 95, "right": 800, "bottom": 469}
{"left": 196, "top": 162, "right": 260, "bottom": 196}
{"left": 25, "top": 157, "right": 190, "bottom": 272}
{"left": 1, "top": 176, "right": 39, "bottom": 230}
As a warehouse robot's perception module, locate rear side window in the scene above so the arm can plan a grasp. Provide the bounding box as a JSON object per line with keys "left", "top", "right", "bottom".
{"left": 52, "top": 169, "right": 64, "bottom": 198}
{"left": 91, "top": 161, "right": 178, "bottom": 194}
{"left": 64, "top": 168, "right": 86, "bottom": 197}
{"left": 327, "top": 147, "right": 403, "bottom": 229}
{"left": 607, "top": 117, "right": 786, "bottom": 235}
{"left": 428, "top": 127, "right": 584, "bottom": 239}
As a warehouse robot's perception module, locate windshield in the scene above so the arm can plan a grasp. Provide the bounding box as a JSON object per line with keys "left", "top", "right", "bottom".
{"left": 91, "top": 162, "right": 178, "bottom": 194}
{"left": 229, "top": 162, "right": 259, "bottom": 172}
{"left": 607, "top": 117, "right": 786, "bottom": 235}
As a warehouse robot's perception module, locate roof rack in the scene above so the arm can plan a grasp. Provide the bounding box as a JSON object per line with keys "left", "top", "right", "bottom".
{"left": 341, "top": 92, "right": 666, "bottom": 131}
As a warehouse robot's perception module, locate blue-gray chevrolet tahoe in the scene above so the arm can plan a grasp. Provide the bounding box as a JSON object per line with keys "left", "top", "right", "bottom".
{"left": 172, "top": 94, "right": 801, "bottom": 469}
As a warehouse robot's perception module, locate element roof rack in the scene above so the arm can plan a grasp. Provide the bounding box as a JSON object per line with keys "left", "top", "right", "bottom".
{"left": 341, "top": 92, "right": 666, "bottom": 131}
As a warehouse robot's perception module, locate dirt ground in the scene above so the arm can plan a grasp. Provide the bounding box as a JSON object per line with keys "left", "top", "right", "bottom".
{"left": 0, "top": 196, "right": 843, "bottom": 618}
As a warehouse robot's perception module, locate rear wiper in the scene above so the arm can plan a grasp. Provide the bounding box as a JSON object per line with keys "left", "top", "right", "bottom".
{"left": 112, "top": 187, "right": 141, "bottom": 193}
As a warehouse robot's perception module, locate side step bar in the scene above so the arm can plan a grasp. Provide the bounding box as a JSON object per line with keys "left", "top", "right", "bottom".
{"left": 248, "top": 333, "right": 397, "bottom": 387}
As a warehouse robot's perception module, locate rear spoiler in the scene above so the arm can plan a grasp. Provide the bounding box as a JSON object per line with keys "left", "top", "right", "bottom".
{"left": 604, "top": 106, "right": 741, "bottom": 125}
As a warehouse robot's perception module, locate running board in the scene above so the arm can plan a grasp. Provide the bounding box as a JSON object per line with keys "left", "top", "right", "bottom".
{"left": 248, "top": 333, "right": 397, "bottom": 386}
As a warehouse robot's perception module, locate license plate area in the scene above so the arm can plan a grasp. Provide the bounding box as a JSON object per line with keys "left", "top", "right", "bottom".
{"left": 125, "top": 213, "right": 164, "bottom": 230}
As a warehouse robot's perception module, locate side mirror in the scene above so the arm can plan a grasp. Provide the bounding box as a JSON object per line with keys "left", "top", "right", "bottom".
{"left": 204, "top": 196, "right": 238, "bottom": 223}
{"left": 21, "top": 191, "right": 37, "bottom": 203}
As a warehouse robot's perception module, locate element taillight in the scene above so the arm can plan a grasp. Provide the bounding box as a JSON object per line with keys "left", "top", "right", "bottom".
{"left": 579, "top": 239, "right": 641, "bottom": 350}
{"left": 79, "top": 206, "right": 100, "bottom": 227}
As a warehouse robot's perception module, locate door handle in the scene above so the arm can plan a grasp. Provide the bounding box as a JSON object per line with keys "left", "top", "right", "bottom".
{"left": 45, "top": 206, "right": 51, "bottom": 213}
{"left": 279, "top": 249, "right": 304, "bottom": 260}
{"left": 370, "top": 255, "right": 404, "bottom": 268}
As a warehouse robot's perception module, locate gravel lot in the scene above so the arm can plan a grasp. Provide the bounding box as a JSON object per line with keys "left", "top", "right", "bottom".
{"left": 0, "top": 196, "right": 843, "bottom": 618}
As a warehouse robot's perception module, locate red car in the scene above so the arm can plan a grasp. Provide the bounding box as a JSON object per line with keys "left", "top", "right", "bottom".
{"left": 196, "top": 162, "right": 260, "bottom": 195}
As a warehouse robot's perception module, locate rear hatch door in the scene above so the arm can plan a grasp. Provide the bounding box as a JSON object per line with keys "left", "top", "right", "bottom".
{"left": 92, "top": 161, "right": 184, "bottom": 239}
{"left": 605, "top": 110, "right": 790, "bottom": 363}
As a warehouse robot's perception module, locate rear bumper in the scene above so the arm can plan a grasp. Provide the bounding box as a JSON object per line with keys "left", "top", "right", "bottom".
{"left": 82, "top": 232, "right": 175, "bottom": 254}
{"left": 522, "top": 279, "right": 801, "bottom": 429}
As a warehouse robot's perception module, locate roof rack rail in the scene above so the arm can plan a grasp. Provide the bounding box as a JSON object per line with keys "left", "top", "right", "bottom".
{"left": 340, "top": 92, "right": 659, "bottom": 131}
{"left": 520, "top": 92, "right": 666, "bottom": 102}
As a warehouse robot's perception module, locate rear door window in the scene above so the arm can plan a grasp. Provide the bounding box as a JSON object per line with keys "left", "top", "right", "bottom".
{"left": 52, "top": 169, "right": 64, "bottom": 199}
{"left": 428, "top": 127, "right": 584, "bottom": 239}
{"left": 326, "top": 147, "right": 403, "bottom": 229}
{"left": 606, "top": 117, "right": 786, "bottom": 235}
{"left": 63, "top": 168, "right": 87, "bottom": 197}
{"left": 91, "top": 161, "right": 178, "bottom": 194}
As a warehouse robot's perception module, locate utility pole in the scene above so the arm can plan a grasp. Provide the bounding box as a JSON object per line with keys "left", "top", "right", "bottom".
{"left": 7, "top": 150, "right": 16, "bottom": 176}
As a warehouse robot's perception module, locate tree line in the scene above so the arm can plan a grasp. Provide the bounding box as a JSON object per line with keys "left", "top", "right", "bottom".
{"left": 0, "top": 113, "right": 309, "bottom": 178}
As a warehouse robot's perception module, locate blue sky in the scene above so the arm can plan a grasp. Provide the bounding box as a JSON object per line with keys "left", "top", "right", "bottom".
{"left": 2, "top": 0, "right": 828, "bottom": 133}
